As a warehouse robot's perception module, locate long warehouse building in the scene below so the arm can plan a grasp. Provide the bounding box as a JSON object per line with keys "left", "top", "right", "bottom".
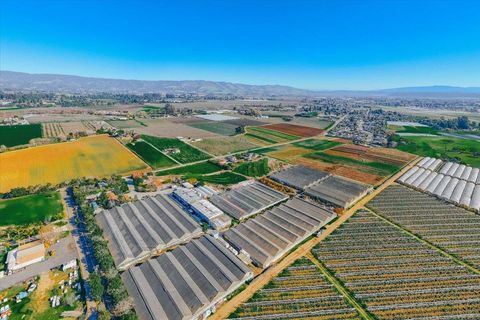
{"left": 96, "top": 194, "right": 203, "bottom": 270}
{"left": 122, "top": 235, "right": 252, "bottom": 320}
{"left": 269, "top": 165, "right": 330, "bottom": 190}
{"left": 304, "top": 175, "right": 372, "bottom": 208}
{"left": 210, "top": 181, "right": 288, "bottom": 220}
{"left": 223, "top": 197, "right": 336, "bottom": 268}
{"left": 397, "top": 157, "right": 480, "bottom": 212}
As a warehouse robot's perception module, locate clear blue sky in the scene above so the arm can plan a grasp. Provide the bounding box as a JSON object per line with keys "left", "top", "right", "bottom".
{"left": 1, "top": 0, "right": 480, "bottom": 90}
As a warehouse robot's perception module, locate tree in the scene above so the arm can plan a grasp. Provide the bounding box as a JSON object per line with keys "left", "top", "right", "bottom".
{"left": 457, "top": 116, "right": 470, "bottom": 130}
{"left": 89, "top": 271, "right": 104, "bottom": 301}
{"left": 64, "top": 291, "right": 77, "bottom": 307}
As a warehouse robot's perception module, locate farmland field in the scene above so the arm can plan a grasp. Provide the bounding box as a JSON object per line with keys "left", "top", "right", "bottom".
{"left": 367, "top": 185, "right": 480, "bottom": 270}
{"left": 156, "top": 161, "right": 224, "bottom": 176}
{"left": 0, "top": 124, "right": 43, "bottom": 147}
{"left": 233, "top": 158, "right": 270, "bottom": 177}
{"left": 188, "top": 121, "right": 241, "bottom": 136}
{"left": 186, "top": 172, "right": 247, "bottom": 185}
{"left": 192, "top": 135, "right": 260, "bottom": 155}
{"left": 312, "top": 209, "right": 480, "bottom": 319}
{"left": 292, "top": 139, "right": 342, "bottom": 151}
{"left": 389, "top": 125, "right": 439, "bottom": 135}
{"left": 245, "top": 126, "right": 300, "bottom": 145}
{"left": 132, "top": 118, "right": 219, "bottom": 139}
{"left": 106, "top": 119, "right": 144, "bottom": 129}
{"left": 393, "top": 135, "right": 480, "bottom": 167}
{"left": 141, "top": 135, "right": 211, "bottom": 163}
{"left": 263, "top": 123, "right": 324, "bottom": 137}
{"left": 0, "top": 192, "right": 64, "bottom": 226}
{"left": 126, "top": 140, "right": 176, "bottom": 169}
{"left": 0, "top": 135, "right": 148, "bottom": 192}
{"left": 230, "top": 257, "right": 361, "bottom": 319}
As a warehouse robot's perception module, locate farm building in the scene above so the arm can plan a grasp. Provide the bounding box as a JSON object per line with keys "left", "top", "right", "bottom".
{"left": 223, "top": 197, "right": 336, "bottom": 268}
{"left": 6, "top": 240, "right": 45, "bottom": 272}
{"left": 397, "top": 157, "right": 480, "bottom": 212}
{"left": 122, "top": 235, "right": 252, "bottom": 320}
{"left": 172, "top": 187, "right": 231, "bottom": 231}
{"left": 305, "top": 175, "right": 372, "bottom": 208}
{"left": 210, "top": 181, "right": 288, "bottom": 220}
{"left": 96, "top": 194, "right": 203, "bottom": 270}
{"left": 268, "top": 165, "right": 330, "bottom": 190}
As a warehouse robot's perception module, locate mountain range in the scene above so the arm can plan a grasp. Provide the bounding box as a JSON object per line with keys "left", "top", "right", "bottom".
{"left": 1, "top": 71, "right": 480, "bottom": 98}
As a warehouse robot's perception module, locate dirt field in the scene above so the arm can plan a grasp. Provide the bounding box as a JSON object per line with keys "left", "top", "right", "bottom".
{"left": 132, "top": 118, "right": 219, "bottom": 139}
{"left": 262, "top": 123, "right": 324, "bottom": 137}
{"left": 0, "top": 135, "right": 148, "bottom": 192}
{"left": 266, "top": 145, "right": 314, "bottom": 161}
{"left": 331, "top": 144, "right": 416, "bottom": 165}
{"left": 294, "top": 157, "right": 383, "bottom": 185}
{"left": 192, "top": 135, "right": 260, "bottom": 155}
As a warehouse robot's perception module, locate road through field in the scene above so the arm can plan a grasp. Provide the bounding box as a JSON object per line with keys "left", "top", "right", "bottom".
{"left": 210, "top": 156, "right": 421, "bottom": 319}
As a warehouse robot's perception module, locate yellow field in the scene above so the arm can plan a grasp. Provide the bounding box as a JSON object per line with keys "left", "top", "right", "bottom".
{"left": 0, "top": 135, "right": 149, "bottom": 192}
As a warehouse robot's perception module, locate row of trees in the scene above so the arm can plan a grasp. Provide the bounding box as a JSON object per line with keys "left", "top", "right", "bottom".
{"left": 71, "top": 177, "right": 137, "bottom": 320}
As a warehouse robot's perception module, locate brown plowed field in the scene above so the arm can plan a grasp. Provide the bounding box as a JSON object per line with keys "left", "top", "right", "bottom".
{"left": 263, "top": 123, "right": 323, "bottom": 137}
{"left": 294, "top": 157, "right": 383, "bottom": 185}
{"left": 331, "top": 144, "right": 415, "bottom": 165}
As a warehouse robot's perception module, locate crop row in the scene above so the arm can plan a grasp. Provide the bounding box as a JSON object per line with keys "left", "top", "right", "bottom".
{"left": 367, "top": 185, "right": 480, "bottom": 269}
{"left": 229, "top": 257, "right": 361, "bottom": 319}
{"left": 312, "top": 210, "right": 480, "bottom": 319}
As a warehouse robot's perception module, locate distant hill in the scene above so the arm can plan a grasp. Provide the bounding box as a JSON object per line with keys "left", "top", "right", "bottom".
{"left": 0, "top": 71, "right": 317, "bottom": 97}
{"left": 1, "top": 71, "right": 479, "bottom": 98}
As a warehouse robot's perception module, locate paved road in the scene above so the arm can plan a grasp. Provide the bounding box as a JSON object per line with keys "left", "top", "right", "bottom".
{"left": 210, "top": 156, "right": 420, "bottom": 319}
{"left": 0, "top": 236, "right": 78, "bottom": 291}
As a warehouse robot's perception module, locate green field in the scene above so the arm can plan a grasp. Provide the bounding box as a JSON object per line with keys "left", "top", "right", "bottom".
{"left": 0, "top": 192, "right": 64, "bottom": 226}
{"left": 126, "top": 141, "right": 176, "bottom": 169}
{"left": 233, "top": 158, "right": 270, "bottom": 177}
{"left": 157, "top": 161, "right": 224, "bottom": 176}
{"left": 292, "top": 139, "right": 342, "bottom": 151}
{"left": 106, "top": 120, "right": 144, "bottom": 129}
{"left": 245, "top": 126, "right": 299, "bottom": 144}
{"left": 394, "top": 135, "right": 480, "bottom": 167}
{"left": 390, "top": 125, "right": 439, "bottom": 135}
{"left": 0, "top": 124, "right": 43, "bottom": 147}
{"left": 141, "top": 135, "right": 211, "bottom": 163}
{"left": 305, "top": 152, "right": 401, "bottom": 176}
{"left": 254, "top": 146, "right": 280, "bottom": 154}
{"left": 186, "top": 172, "right": 247, "bottom": 185}
{"left": 188, "top": 121, "right": 241, "bottom": 136}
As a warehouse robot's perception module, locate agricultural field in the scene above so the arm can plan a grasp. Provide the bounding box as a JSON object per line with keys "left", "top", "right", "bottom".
{"left": 42, "top": 123, "right": 65, "bottom": 138}
{"left": 156, "top": 161, "right": 224, "bottom": 176}
{"left": 312, "top": 209, "right": 480, "bottom": 319}
{"left": 292, "top": 139, "right": 342, "bottom": 151}
{"left": 367, "top": 185, "right": 480, "bottom": 270}
{"left": 0, "top": 124, "right": 43, "bottom": 147}
{"left": 131, "top": 118, "right": 219, "bottom": 139}
{"left": 388, "top": 124, "right": 439, "bottom": 135}
{"left": 229, "top": 257, "right": 361, "bottom": 319}
{"left": 192, "top": 135, "right": 260, "bottom": 155}
{"left": 188, "top": 121, "right": 241, "bottom": 136}
{"left": 263, "top": 123, "right": 324, "bottom": 137}
{"left": 0, "top": 135, "right": 148, "bottom": 192}
{"left": 186, "top": 172, "right": 247, "bottom": 185}
{"left": 233, "top": 158, "right": 270, "bottom": 177}
{"left": 126, "top": 140, "right": 176, "bottom": 169}
{"left": 141, "top": 135, "right": 211, "bottom": 163}
{"left": 0, "top": 192, "right": 64, "bottom": 226}
{"left": 245, "top": 126, "right": 300, "bottom": 145}
{"left": 393, "top": 135, "right": 480, "bottom": 167}
{"left": 107, "top": 119, "right": 144, "bottom": 129}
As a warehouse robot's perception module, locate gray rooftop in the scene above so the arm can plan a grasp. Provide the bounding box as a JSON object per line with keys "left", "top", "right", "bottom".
{"left": 269, "top": 165, "right": 330, "bottom": 190}
{"left": 96, "top": 194, "right": 202, "bottom": 270}
{"left": 223, "top": 197, "right": 336, "bottom": 268}
{"left": 122, "top": 235, "right": 252, "bottom": 320}
{"left": 210, "top": 182, "right": 288, "bottom": 220}
{"left": 305, "top": 175, "right": 371, "bottom": 208}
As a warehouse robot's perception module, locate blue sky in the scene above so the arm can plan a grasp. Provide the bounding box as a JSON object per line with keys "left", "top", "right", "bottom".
{"left": 1, "top": 0, "right": 480, "bottom": 90}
